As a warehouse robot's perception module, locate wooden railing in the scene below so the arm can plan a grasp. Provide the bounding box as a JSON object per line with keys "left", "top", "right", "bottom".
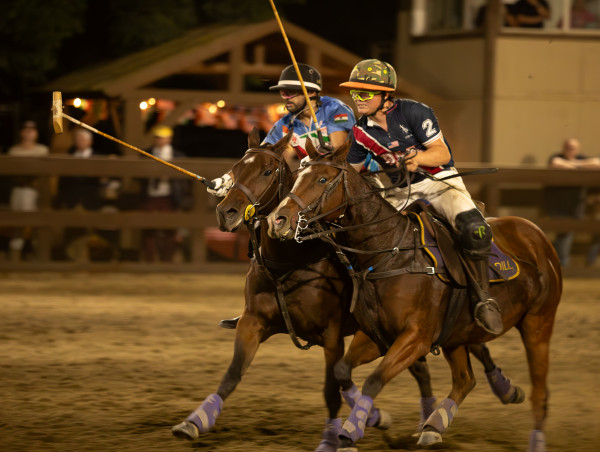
{"left": 0, "top": 156, "right": 598, "bottom": 275}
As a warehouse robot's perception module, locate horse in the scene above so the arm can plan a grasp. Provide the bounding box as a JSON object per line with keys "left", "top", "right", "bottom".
{"left": 266, "top": 139, "right": 561, "bottom": 452}
{"left": 171, "top": 129, "right": 524, "bottom": 451}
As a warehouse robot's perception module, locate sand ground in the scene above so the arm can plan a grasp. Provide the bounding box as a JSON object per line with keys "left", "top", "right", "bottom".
{"left": 0, "top": 273, "right": 598, "bottom": 452}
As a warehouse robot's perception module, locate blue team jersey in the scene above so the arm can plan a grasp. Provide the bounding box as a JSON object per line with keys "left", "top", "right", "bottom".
{"left": 347, "top": 99, "right": 454, "bottom": 185}
{"left": 264, "top": 96, "right": 355, "bottom": 157}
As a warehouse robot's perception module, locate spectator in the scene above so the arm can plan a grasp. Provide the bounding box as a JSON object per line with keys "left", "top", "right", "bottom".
{"left": 557, "top": 0, "right": 599, "bottom": 29}
{"left": 544, "top": 138, "right": 600, "bottom": 267}
{"left": 55, "top": 127, "right": 122, "bottom": 262}
{"left": 509, "top": 0, "right": 551, "bottom": 28}
{"left": 7, "top": 120, "right": 49, "bottom": 261}
{"left": 139, "top": 125, "right": 192, "bottom": 263}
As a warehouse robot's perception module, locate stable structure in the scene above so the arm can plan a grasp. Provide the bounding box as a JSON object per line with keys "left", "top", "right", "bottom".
{"left": 45, "top": 19, "right": 436, "bottom": 152}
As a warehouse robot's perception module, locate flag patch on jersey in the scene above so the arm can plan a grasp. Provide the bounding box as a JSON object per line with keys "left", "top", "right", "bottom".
{"left": 334, "top": 114, "right": 349, "bottom": 123}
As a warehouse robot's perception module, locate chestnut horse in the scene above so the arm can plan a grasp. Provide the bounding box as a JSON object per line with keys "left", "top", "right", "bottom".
{"left": 266, "top": 140, "right": 561, "bottom": 452}
{"left": 172, "top": 130, "right": 524, "bottom": 451}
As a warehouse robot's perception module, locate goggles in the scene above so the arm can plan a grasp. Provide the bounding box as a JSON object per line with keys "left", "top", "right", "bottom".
{"left": 280, "top": 89, "right": 302, "bottom": 99}
{"left": 350, "top": 90, "right": 382, "bottom": 101}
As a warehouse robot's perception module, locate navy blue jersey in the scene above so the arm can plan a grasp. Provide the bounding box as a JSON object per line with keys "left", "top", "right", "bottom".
{"left": 347, "top": 99, "right": 453, "bottom": 185}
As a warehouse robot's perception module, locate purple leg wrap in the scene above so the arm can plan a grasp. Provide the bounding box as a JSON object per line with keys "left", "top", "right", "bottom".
{"left": 528, "top": 430, "right": 546, "bottom": 452}
{"left": 340, "top": 385, "right": 380, "bottom": 427}
{"left": 423, "top": 398, "right": 457, "bottom": 434}
{"left": 486, "top": 367, "right": 516, "bottom": 403}
{"left": 418, "top": 396, "right": 437, "bottom": 430}
{"left": 185, "top": 393, "right": 223, "bottom": 433}
{"left": 314, "top": 418, "right": 342, "bottom": 452}
{"left": 340, "top": 395, "right": 373, "bottom": 443}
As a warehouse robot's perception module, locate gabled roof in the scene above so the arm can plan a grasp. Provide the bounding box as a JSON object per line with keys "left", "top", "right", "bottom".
{"left": 45, "top": 19, "right": 437, "bottom": 102}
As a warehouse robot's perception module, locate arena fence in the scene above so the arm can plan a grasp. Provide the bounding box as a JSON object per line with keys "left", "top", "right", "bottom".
{"left": 0, "top": 156, "right": 598, "bottom": 277}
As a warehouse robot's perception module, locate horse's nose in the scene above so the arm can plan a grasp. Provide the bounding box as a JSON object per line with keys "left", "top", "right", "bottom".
{"left": 267, "top": 209, "right": 290, "bottom": 238}
{"left": 216, "top": 206, "right": 240, "bottom": 232}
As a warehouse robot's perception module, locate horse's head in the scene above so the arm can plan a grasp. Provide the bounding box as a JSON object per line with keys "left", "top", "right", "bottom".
{"left": 216, "top": 128, "right": 293, "bottom": 232}
{"left": 267, "top": 139, "right": 350, "bottom": 240}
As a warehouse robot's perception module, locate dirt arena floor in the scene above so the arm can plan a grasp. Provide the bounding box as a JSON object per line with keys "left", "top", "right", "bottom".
{"left": 0, "top": 272, "right": 598, "bottom": 452}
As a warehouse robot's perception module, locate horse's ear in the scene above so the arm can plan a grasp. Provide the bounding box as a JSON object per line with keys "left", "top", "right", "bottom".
{"left": 273, "top": 128, "right": 293, "bottom": 156}
{"left": 248, "top": 127, "right": 261, "bottom": 148}
{"left": 305, "top": 138, "right": 319, "bottom": 159}
{"left": 332, "top": 141, "right": 350, "bottom": 163}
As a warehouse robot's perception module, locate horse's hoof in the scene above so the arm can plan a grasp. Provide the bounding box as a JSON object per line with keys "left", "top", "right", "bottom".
{"left": 508, "top": 385, "right": 526, "bottom": 404}
{"left": 337, "top": 436, "right": 358, "bottom": 452}
{"left": 417, "top": 429, "right": 442, "bottom": 446}
{"left": 374, "top": 409, "right": 392, "bottom": 430}
{"left": 528, "top": 430, "right": 546, "bottom": 452}
{"left": 171, "top": 421, "right": 199, "bottom": 441}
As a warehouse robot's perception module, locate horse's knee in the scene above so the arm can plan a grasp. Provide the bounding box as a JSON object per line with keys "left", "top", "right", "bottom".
{"left": 334, "top": 359, "right": 352, "bottom": 385}
{"left": 362, "top": 374, "right": 384, "bottom": 399}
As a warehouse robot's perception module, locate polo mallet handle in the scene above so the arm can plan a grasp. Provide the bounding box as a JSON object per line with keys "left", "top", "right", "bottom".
{"left": 268, "top": 0, "right": 329, "bottom": 151}
{"left": 51, "top": 92, "right": 216, "bottom": 188}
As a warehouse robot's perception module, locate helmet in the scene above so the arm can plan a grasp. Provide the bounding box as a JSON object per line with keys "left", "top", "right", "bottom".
{"left": 269, "top": 63, "right": 322, "bottom": 92}
{"left": 151, "top": 125, "right": 173, "bottom": 138}
{"left": 340, "top": 59, "right": 396, "bottom": 92}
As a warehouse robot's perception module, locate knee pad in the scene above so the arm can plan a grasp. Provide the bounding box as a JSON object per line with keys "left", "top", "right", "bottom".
{"left": 455, "top": 208, "right": 492, "bottom": 254}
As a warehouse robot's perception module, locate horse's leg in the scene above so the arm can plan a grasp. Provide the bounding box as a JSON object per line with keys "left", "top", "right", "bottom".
{"left": 470, "top": 343, "right": 525, "bottom": 404}
{"left": 315, "top": 330, "right": 345, "bottom": 452}
{"left": 418, "top": 345, "right": 475, "bottom": 447}
{"left": 334, "top": 331, "right": 392, "bottom": 431}
{"left": 171, "top": 314, "right": 263, "bottom": 440}
{"left": 518, "top": 313, "right": 554, "bottom": 452}
{"left": 407, "top": 356, "right": 437, "bottom": 433}
{"left": 338, "top": 330, "right": 429, "bottom": 451}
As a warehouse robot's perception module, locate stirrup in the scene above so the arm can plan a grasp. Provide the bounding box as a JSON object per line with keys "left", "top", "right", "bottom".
{"left": 474, "top": 298, "right": 503, "bottom": 335}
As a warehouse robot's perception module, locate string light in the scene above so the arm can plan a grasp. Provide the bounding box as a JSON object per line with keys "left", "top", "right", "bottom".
{"left": 74, "top": 98, "right": 82, "bottom": 108}
{"left": 139, "top": 101, "right": 148, "bottom": 110}
{"left": 216, "top": 100, "right": 225, "bottom": 108}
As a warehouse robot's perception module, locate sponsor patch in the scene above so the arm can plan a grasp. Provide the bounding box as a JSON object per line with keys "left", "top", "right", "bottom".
{"left": 334, "top": 114, "right": 349, "bottom": 123}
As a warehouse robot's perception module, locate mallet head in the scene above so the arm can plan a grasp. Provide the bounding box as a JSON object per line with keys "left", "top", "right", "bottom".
{"left": 52, "top": 91, "right": 64, "bottom": 134}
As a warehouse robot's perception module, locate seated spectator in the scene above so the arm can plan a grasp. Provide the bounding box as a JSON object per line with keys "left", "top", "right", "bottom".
{"left": 508, "top": 0, "right": 551, "bottom": 28}
{"left": 140, "top": 125, "right": 192, "bottom": 263}
{"left": 557, "top": 0, "right": 599, "bottom": 28}
{"left": 7, "top": 120, "right": 49, "bottom": 261}
{"left": 543, "top": 138, "right": 600, "bottom": 267}
{"left": 55, "top": 127, "right": 123, "bottom": 262}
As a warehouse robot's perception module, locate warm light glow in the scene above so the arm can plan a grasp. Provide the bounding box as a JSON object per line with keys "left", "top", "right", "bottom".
{"left": 148, "top": 98, "right": 156, "bottom": 106}
{"left": 216, "top": 100, "right": 225, "bottom": 108}
{"left": 139, "top": 101, "right": 148, "bottom": 110}
{"left": 74, "top": 98, "right": 82, "bottom": 108}
{"left": 208, "top": 104, "right": 218, "bottom": 114}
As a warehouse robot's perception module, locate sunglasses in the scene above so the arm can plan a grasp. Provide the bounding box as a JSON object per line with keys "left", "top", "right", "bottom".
{"left": 280, "top": 90, "right": 302, "bottom": 99}
{"left": 350, "top": 90, "right": 382, "bottom": 101}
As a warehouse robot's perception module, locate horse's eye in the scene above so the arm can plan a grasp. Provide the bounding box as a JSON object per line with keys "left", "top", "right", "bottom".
{"left": 263, "top": 169, "right": 272, "bottom": 176}
{"left": 319, "top": 177, "right": 327, "bottom": 184}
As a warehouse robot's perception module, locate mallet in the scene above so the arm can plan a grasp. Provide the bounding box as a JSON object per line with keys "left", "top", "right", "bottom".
{"left": 52, "top": 91, "right": 215, "bottom": 188}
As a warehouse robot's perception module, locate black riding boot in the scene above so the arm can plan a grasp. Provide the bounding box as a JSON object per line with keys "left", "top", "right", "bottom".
{"left": 472, "top": 256, "right": 503, "bottom": 335}
{"left": 219, "top": 316, "right": 240, "bottom": 329}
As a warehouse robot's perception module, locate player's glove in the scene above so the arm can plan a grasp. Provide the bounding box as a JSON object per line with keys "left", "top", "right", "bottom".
{"left": 207, "top": 173, "right": 233, "bottom": 197}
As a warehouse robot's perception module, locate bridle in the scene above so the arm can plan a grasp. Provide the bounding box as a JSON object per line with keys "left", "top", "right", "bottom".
{"left": 230, "top": 147, "right": 288, "bottom": 222}
{"left": 283, "top": 160, "right": 349, "bottom": 243}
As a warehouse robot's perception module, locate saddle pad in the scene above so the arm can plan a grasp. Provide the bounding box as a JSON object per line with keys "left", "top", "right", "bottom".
{"left": 413, "top": 214, "right": 520, "bottom": 284}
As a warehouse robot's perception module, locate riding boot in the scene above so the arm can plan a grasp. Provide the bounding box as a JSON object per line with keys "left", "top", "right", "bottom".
{"left": 472, "top": 257, "right": 503, "bottom": 335}
{"left": 219, "top": 315, "right": 241, "bottom": 329}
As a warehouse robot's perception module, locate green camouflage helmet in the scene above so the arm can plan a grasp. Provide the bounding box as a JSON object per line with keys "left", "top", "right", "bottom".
{"left": 340, "top": 59, "right": 396, "bottom": 92}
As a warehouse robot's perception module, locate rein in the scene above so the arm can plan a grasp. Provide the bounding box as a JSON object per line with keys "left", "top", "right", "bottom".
{"left": 233, "top": 147, "right": 314, "bottom": 350}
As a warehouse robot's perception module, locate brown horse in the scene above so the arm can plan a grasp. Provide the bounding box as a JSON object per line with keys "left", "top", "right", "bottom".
{"left": 171, "top": 129, "right": 524, "bottom": 451}
{"left": 266, "top": 140, "right": 561, "bottom": 452}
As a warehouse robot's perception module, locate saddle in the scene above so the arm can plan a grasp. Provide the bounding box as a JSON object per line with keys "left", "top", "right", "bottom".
{"left": 402, "top": 200, "right": 519, "bottom": 288}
